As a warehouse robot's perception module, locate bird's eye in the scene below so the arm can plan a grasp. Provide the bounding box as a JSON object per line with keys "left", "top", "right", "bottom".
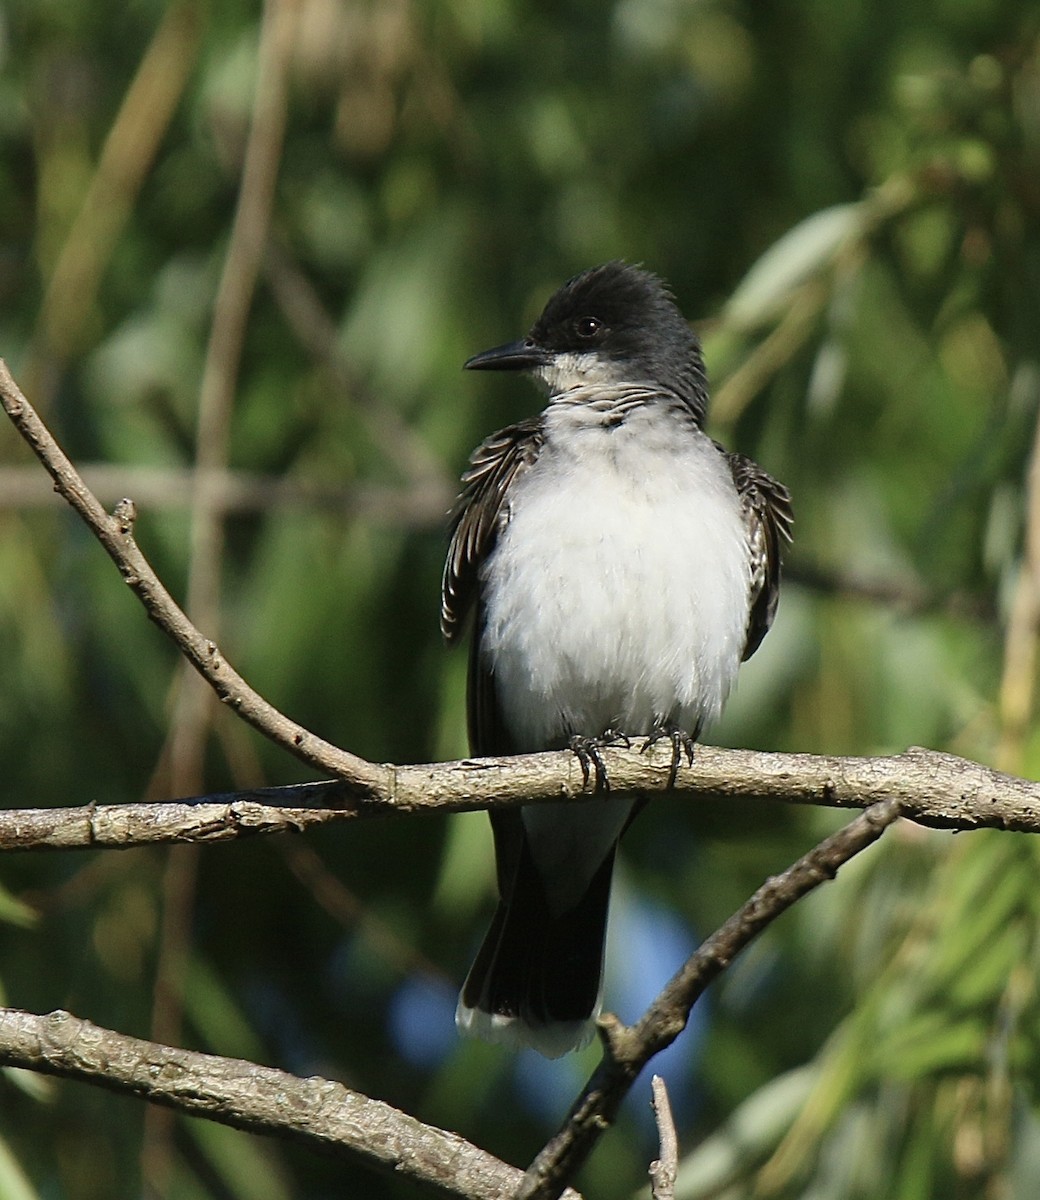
{"left": 575, "top": 317, "right": 602, "bottom": 339}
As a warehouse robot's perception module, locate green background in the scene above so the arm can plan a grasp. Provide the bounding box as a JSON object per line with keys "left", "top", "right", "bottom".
{"left": 1, "top": 0, "right": 1039, "bottom": 1197}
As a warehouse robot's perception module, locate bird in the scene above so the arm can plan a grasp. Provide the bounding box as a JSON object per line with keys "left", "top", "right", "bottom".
{"left": 441, "top": 261, "right": 792, "bottom": 1058}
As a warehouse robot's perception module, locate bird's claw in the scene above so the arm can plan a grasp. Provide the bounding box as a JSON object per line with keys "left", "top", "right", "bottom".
{"left": 569, "top": 729, "right": 630, "bottom": 793}
{"left": 642, "top": 723, "right": 696, "bottom": 789}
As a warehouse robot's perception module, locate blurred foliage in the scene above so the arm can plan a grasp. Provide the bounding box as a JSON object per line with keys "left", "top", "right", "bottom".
{"left": 1, "top": 0, "right": 1040, "bottom": 1197}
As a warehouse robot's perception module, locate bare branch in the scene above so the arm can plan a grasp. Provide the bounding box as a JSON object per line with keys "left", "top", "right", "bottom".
{"left": 0, "top": 1007, "right": 581, "bottom": 1200}
{"left": 1, "top": 351, "right": 1034, "bottom": 1199}
{"left": 517, "top": 799, "right": 901, "bottom": 1200}
{"left": 0, "top": 458, "right": 988, "bottom": 619}
{"left": 0, "top": 358, "right": 387, "bottom": 796}
{"left": 0, "top": 744, "right": 1036, "bottom": 853}
{"left": 4, "top": 359, "right": 1031, "bottom": 853}
{"left": 649, "top": 1076, "right": 678, "bottom": 1200}
{"left": 143, "top": 12, "right": 304, "bottom": 1177}
{"left": 0, "top": 807, "right": 897, "bottom": 1200}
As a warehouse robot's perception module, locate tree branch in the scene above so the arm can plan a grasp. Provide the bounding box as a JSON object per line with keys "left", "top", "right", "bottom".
{"left": 2, "top": 336, "right": 1036, "bottom": 1199}
{"left": 5, "top": 360, "right": 1029, "bottom": 856}
{"left": 648, "top": 1076, "right": 678, "bottom": 1200}
{"left": 0, "top": 1007, "right": 580, "bottom": 1200}
{"left": 517, "top": 799, "right": 902, "bottom": 1200}
{"left": 0, "top": 743, "right": 1035, "bottom": 853}
{"left": 0, "top": 358, "right": 387, "bottom": 797}
{"left": 0, "top": 804, "right": 897, "bottom": 1200}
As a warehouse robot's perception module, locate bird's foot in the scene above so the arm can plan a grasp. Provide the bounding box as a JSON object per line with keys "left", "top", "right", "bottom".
{"left": 569, "top": 729, "right": 631, "bottom": 794}
{"left": 642, "top": 722, "right": 696, "bottom": 789}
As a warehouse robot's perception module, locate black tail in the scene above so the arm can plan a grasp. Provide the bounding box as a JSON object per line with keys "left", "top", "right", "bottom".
{"left": 456, "top": 836, "right": 616, "bottom": 1058}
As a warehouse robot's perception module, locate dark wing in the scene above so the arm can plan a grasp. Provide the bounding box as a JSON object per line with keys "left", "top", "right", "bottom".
{"left": 442, "top": 417, "right": 544, "bottom": 758}
{"left": 440, "top": 416, "right": 544, "bottom": 643}
{"left": 728, "top": 453, "right": 793, "bottom": 661}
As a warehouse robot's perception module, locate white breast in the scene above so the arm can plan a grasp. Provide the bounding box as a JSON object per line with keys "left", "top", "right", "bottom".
{"left": 479, "top": 401, "right": 751, "bottom": 753}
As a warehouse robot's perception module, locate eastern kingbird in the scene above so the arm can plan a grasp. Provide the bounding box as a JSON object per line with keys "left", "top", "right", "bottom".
{"left": 442, "top": 262, "right": 792, "bottom": 1058}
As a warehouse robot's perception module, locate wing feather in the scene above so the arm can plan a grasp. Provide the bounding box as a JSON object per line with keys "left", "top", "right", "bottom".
{"left": 442, "top": 418, "right": 544, "bottom": 757}
{"left": 440, "top": 417, "right": 544, "bottom": 643}
{"left": 728, "top": 453, "right": 793, "bottom": 661}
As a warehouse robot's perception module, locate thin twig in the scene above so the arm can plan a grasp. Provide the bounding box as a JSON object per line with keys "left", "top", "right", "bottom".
{"left": 711, "top": 282, "right": 827, "bottom": 425}
{"left": 517, "top": 800, "right": 902, "bottom": 1200}
{"left": 277, "top": 839, "right": 447, "bottom": 980}
{"left": 786, "top": 561, "right": 994, "bottom": 623}
{"left": 709, "top": 171, "right": 919, "bottom": 428}
{"left": 649, "top": 1076, "right": 678, "bottom": 1200}
{"left": 142, "top": 837, "right": 200, "bottom": 1192}
{"left": 185, "top": 0, "right": 296, "bottom": 637}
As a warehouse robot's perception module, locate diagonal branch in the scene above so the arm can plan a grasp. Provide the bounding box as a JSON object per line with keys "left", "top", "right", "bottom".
{"left": 180, "top": 0, "right": 297, "bottom": 679}
{"left": 2, "top": 350, "right": 1036, "bottom": 1200}
{"left": 0, "top": 805, "right": 897, "bottom": 1200}
{"left": 0, "top": 358, "right": 386, "bottom": 797}
{"left": 141, "top": 7, "right": 301, "bottom": 1176}
{"left": 0, "top": 804, "right": 898, "bottom": 1200}
{"left": 517, "top": 799, "right": 902, "bottom": 1200}
{"left": 0, "top": 1007, "right": 581, "bottom": 1200}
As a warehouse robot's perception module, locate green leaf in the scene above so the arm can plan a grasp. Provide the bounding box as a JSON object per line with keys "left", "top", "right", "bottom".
{"left": 673, "top": 1066, "right": 817, "bottom": 1198}
{"left": 0, "top": 880, "right": 37, "bottom": 930}
{"left": 0, "top": 1134, "right": 42, "bottom": 1200}
{"left": 872, "top": 1012, "right": 987, "bottom": 1080}
{"left": 185, "top": 1120, "right": 292, "bottom": 1200}
{"left": 724, "top": 203, "right": 867, "bottom": 329}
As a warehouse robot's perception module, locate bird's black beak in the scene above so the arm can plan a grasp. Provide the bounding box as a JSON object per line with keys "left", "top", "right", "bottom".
{"left": 464, "top": 338, "right": 548, "bottom": 372}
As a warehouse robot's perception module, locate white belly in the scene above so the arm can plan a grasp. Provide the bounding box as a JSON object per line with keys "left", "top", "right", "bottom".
{"left": 478, "top": 409, "right": 751, "bottom": 753}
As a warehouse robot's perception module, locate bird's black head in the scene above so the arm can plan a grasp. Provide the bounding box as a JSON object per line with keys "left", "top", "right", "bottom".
{"left": 465, "top": 262, "right": 708, "bottom": 423}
